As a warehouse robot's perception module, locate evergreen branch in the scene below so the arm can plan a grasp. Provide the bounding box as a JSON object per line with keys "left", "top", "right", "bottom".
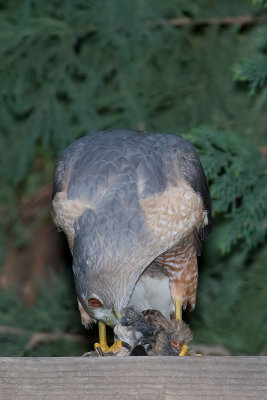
{"left": 74, "top": 15, "right": 267, "bottom": 48}
{"left": 260, "top": 146, "right": 267, "bottom": 158}
{"left": 184, "top": 125, "right": 267, "bottom": 253}
{"left": 0, "top": 325, "right": 25, "bottom": 335}
{"left": 253, "top": 0, "right": 267, "bottom": 7}
{"left": 233, "top": 57, "right": 267, "bottom": 97}
{"left": 166, "top": 15, "right": 267, "bottom": 28}
{"left": 0, "top": 325, "right": 88, "bottom": 350}
{"left": 25, "top": 332, "right": 88, "bottom": 351}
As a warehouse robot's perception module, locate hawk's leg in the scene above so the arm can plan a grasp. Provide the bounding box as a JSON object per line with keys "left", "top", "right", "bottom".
{"left": 175, "top": 299, "right": 182, "bottom": 321}
{"left": 155, "top": 240, "right": 198, "bottom": 323}
{"left": 94, "top": 322, "right": 122, "bottom": 354}
{"left": 179, "top": 343, "right": 188, "bottom": 356}
{"left": 156, "top": 245, "right": 198, "bottom": 358}
{"left": 174, "top": 299, "right": 188, "bottom": 356}
{"left": 78, "top": 300, "right": 122, "bottom": 354}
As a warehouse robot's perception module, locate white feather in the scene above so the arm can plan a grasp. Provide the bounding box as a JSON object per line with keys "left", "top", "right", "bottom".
{"left": 128, "top": 271, "right": 174, "bottom": 319}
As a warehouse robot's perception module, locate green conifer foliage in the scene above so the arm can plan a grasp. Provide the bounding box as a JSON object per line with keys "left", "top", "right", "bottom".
{"left": 185, "top": 126, "right": 267, "bottom": 253}
{"left": 184, "top": 125, "right": 267, "bottom": 355}
{"left": 0, "top": 273, "right": 91, "bottom": 356}
{"left": 190, "top": 232, "right": 267, "bottom": 355}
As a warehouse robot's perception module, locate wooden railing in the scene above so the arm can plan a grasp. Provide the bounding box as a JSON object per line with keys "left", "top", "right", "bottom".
{"left": 0, "top": 356, "right": 266, "bottom": 399}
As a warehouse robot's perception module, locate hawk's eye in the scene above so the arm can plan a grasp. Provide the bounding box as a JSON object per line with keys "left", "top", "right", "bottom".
{"left": 172, "top": 341, "right": 180, "bottom": 348}
{"left": 88, "top": 298, "right": 103, "bottom": 308}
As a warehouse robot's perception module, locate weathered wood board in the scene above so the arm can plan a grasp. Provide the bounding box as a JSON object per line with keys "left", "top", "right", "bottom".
{"left": 0, "top": 356, "right": 266, "bottom": 400}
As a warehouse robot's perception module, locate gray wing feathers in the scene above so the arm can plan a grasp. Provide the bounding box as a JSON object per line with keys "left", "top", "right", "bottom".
{"left": 52, "top": 159, "right": 66, "bottom": 199}
{"left": 53, "top": 130, "right": 211, "bottom": 252}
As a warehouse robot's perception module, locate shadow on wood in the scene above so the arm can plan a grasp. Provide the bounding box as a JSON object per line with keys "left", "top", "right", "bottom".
{"left": 0, "top": 356, "right": 266, "bottom": 399}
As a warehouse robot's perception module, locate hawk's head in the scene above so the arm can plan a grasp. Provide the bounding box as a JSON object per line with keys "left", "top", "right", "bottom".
{"left": 72, "top": 208, "right": 149, "bottom": 326}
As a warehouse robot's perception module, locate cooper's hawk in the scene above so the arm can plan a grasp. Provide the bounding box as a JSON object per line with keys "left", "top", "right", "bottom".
{"left": 52, "top": 130, "right": 211, "bottom": 353}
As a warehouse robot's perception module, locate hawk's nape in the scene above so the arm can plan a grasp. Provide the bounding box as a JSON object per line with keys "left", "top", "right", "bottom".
{"left": 52, "top": 129, "right": 211, "bottom": 353}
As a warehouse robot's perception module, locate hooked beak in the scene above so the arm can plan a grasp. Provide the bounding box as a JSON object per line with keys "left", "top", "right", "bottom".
{"left": 106, "top": 309, "right": 126, "bottom": 327}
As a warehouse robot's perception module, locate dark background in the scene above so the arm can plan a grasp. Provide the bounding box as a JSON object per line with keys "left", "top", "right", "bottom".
{"left": 0, "top": 0, "right": 266, "bottom": 356}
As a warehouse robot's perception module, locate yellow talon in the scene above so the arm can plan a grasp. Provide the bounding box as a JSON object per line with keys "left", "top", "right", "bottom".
{"left": 107, "top": 340, "right": 122, "bottom": 353}
{"left": 94, "top": 321, "right": 122, "bottom": 353}
{"left": 175, "top": 299, "right": 182, "bottom": 320}
{"left": 179, "top": 343, "right": 188, "bottom": 356}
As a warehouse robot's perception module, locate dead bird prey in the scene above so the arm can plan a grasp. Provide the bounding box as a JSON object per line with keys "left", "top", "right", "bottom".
{"left": 113, "top": 307, "right": 193, "bottom": 356}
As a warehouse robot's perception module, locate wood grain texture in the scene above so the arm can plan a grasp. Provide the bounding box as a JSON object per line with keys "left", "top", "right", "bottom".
{"left": 0, "top": 357, "right": 266, "bottom": 400}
